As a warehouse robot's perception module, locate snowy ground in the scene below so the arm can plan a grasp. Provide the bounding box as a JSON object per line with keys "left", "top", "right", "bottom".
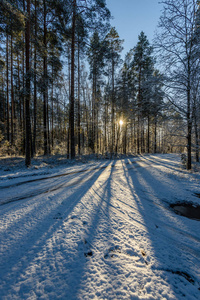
{"left": 0, "top": 154, "right": 200, "bottom": 300}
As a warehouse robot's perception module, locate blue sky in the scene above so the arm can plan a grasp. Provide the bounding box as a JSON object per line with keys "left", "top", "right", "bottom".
{"left": 106, "top": 0, "right": 164, "bottom": 58}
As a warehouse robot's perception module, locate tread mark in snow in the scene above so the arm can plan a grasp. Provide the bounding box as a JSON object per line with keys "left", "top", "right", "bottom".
{"left": 141, "top": 249, "right": 146, "bottom": 257}
{"left": 0, "top": 167, "right": 103, "bottom": 206}
{"left": 84, "top": 250, "right": 93, "bottom": 257}
{"left": 83, "top": 239, "right": 93, "bottom": 258}
{"left": 104, "top": 245, "right": 122, "bottom": 259}
{"left": 140, "top": 249, "right": 148, "bottom": 265}
{"left": 165, "top": 269, "right": 195, "bottom": 284}
{"left": 0, "top": 165, "right": 109, "bottom": 190}
{"left": 53, "top": 213, "right": 62, "bottom": 220}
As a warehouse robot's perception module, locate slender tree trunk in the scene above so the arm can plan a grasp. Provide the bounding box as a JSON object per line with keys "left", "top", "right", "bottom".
{"left": 47, "top": 93, "right": 51, "bottom": 154}
{"left": 147, "top": 115, "right": 150, "bottom": 153}
{"left": 96, "top": 108, "right": 99, "bottom": 154}
{"left": 67, "top": 45, "right": 70, "bottom": 159}
{"left": 70, "top": 0, "right": 76, "bottom": 158}
{"left": 11, "top": 32, "right": 14, "bottom": 145}
{"left": 111, "top": 58, "right": 115, "bottom": 156}
{"left": 115, "top": 124, "right": 120, "bottom": 155}
{"left": 91, "top": 73, "right": 96, "bottom": 153}
{"left": 17, "top": 52, "right": 23, "bottom": 154}
{"left": 25, "top": 0, "right": 31, "bottom": 166}
{"left": 130, "top": 117, "right": 133, "bottom": 153}
{"left": 6, "top": 34, "right": 10, "bottom": 142}
{"left": 137, "top": 68, "right": 142, "bottom": 154}
{"left": 33, "top": 0, "right": 37, "bottom": 155}
{"left": 133, "top": 117, "right": 137, "bottom": 153}
{"left": 83, "top": 87, "right": 88, "bottom": 152}
{"left": 104, "top": 99, "right": 107, "bottom": 153}
{"left": 51, "top": 66, "right": 54, "bottom": 149}
{"left": 187, "top": 69, "right": 192, "bottom": 170}
{"left": 43, "top": 0, "right": 48, "bottom": 155}
{"left": 141, "top": 126, "right": 145, "bottom": 153}
{"left": 193, "top": 103, "right": 199, "bottom": 162}
{"left": 17, "top": 54, "right": 22, "bottom": 128}
{"left": 94, "top": 76, "right": 98, "bottom": 153}
{"left": 77, "top": 39, "right": 81, "bottom": 155}
{"left": 154, "top": 116, "right": 157, "bottom": 153}
{"left": 2, "top": 75, "right": 6, "bottom": 136}
{"left": 123, "top": 121, "right": 127, "bottom": 154}
{"left": 137, "top": 115, "right": 140, "bottom": 154}
{"left": 187, "top": 118, "right": 192, "bottom": 169}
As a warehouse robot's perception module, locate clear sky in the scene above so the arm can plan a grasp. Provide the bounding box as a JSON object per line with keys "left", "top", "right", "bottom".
{"left": 106, "top": 0, "right": 164, "bottom": 58}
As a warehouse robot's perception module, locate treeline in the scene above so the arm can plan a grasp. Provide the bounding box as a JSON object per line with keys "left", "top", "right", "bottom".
{"left": 0, "top": 0, "right": 200, "bottom": 169}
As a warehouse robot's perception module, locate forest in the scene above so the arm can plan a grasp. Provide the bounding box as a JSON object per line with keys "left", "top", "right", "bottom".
{"left": 0, "top": 0, "right": 200, "bottom": 170}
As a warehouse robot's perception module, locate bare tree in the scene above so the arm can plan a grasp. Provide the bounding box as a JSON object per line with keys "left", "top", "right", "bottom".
{"left": 155, "top": 0, "right": 199, "bottom": 169}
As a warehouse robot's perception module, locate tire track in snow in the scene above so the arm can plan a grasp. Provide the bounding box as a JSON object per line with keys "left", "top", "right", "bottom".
{"left": 0, "top": 159, "right": 141, "bottom": 190}
{"left": 0, "top": 163, "right": 111, "bottom": 206}
{"left": 0, "top": 164, "right": 109, "bottom": 190}
{"left": 87, "top": 160, "right": 200, "bottom": 262}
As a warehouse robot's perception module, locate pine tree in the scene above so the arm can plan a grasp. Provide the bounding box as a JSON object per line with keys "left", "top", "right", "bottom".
{"left": 87, "top": 31, "right": 106, "bottom": 153}
{"left": 68, "top": 0, "right": 110, "bottom": 158}
{"left": 105, "top": 27, "right": 123, "bottom": 156}
{"left": 132, "top": 31, "right": 154, "bottom": 154}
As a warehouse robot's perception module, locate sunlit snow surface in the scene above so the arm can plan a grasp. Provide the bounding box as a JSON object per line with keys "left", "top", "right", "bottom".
{"left": 0, "top": 154, "right": 200, "bottom": 299}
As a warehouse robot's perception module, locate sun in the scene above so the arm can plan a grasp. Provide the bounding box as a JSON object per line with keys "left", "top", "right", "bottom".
{"left": 119, "top": 120, "right": 123, "bottom": 126}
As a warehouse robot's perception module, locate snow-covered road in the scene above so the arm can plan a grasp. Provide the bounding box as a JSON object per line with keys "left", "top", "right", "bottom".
{"left": 0, "top": 154, "right": 200, "bottom": 299}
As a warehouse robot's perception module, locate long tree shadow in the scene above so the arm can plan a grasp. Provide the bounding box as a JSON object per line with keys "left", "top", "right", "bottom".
{"left": 123, "top": 159, "right": 200, "bottom": 244}
{"left": 0, "top": 161, "right": 111, "bottom": 298}
{"left": 139, "top": 154, "right": 185, "bottom": 173}
{"left": 0, "top": 163, "right": 108, "bottom": 234}
{"left": 132, "top": 158, "right": 198, "bottom": 208}
{"left": 0, "top": 161, "right": 111, "bottom": 205}
{"left": 121, "top": 160, "right": 200, "bottom": 298}
{"left": 70, "top": 160, "right": 124, "bottom": 299}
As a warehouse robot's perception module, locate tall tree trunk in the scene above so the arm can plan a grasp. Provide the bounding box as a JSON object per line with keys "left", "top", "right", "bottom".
{"left": 134, "top": 117, "right": 137, "bottom": 153}
{"left": 147, "top": 115, "right": 150, "bottom": 153}
{"left": 33, "top": 0, "right": 37, "bottom": 156}
{"left": 70, "top": 0, "right": 76, "bottom": 159}
{"left": 47, "top": 92, "right": 51, "bottom": 154}
{"left": 91, "top": 73, "right": 96, "bottom": 153}
{"left": 43, "top": 0, "right": 48, "bottom": 155}
{"left": 22, "top": 0, "right": 26, "bottom": 155}
{"left": 111, "top": 58, "right": 115, "bottom": 156}
{"left": 67, "top": 45, "right": 71, "bottom": 159}
{"left": 141, "top": 126, "right": 145, "bottom": 153}
{"left": 115, "top": 124, "right": 120, "bottom": 154}
{"left": 2, "top": 75, "right": 6, "bottom": 136}
{"left": 137, "top": 68, "right": 142, "bottom": 154}
{"left": 83, "top": 86, "right": 87, "bottom": 152}
{"left": 130, "top": 117, "right": 133, "bottom": 153}
{"left": 51, "top": 65, "right": 54, "bottom": 149}
{"left": 94, "top": 75, "right": 98, "bottom": 153}
{"left": 96, "top": 107, "right": 99, "bottom": 154}
{"left": 193, "top": 102, "right": 199, "bottom": 162}
{"left": 25, "top": 0, "right": 31, "bottom": 166}
{"left": 154, "top": 116, "right": 157, "bottom": 153}
{"left": 11, "top": 31, "right": 14, "bottom": 145}
{"left": 123, "top": 121, "right": 127, "bottom": 154}
{"left": 77, "top": 39, "right": 81, "bottom": 155}
{"left": 6, "top": 33, "right": 10, "bottom": 142}
{"left": 187, "top": 69, "right": 192, "bottom": 170}
{"left": 17, "top": 53, "right": 22, "bottom": 129}
{"left": 104, "top": 99, "right": 107, "bottom": 153}
{"left": 137, "top": 114, "right": 140, "bottom": 154}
